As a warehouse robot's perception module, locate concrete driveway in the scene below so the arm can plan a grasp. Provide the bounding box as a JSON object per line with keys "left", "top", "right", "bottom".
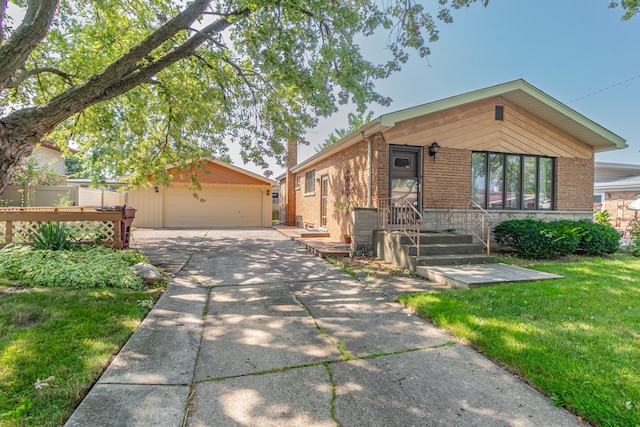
{"left": 65, "top": 228, "right": 583, "bottom": 426}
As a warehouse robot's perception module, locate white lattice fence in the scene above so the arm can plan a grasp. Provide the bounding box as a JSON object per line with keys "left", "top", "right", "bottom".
{"left": 0, "top": 208, "right": 129, "bottom": 248}
{"left": 6, "top": 220, "right": 117, "bottom": 244}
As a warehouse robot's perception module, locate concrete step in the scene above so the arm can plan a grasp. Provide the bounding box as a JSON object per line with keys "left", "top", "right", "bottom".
{"left": 399, "top": 232, "right": 473, "bottom": 245}
{"left": 414, "top": 254, "right": 499, "bottom": 267}
{"left": 407, "top": 243, "right": 486, "bottom": 257}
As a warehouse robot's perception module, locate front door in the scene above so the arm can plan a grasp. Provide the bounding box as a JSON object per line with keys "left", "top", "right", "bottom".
{"left": 389, "top": 146, "right": 421, "bottom": 207}
{"left": 320, "top": 175, "right": 329, "bottom": 229}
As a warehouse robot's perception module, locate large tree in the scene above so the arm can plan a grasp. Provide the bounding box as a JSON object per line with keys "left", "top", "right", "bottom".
{"left": 0, "top": 0, "right": 632, "bottom": 194}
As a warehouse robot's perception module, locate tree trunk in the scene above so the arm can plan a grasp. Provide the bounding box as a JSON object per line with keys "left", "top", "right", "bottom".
{"left": 0, "top": 116, "right": 43, "bottom": 196}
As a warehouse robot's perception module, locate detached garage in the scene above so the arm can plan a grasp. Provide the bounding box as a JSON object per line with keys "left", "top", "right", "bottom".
{"left": 127, "top": 160, "right": 276, "bottom": 228}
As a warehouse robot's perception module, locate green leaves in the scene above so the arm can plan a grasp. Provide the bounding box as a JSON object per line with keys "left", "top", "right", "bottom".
{"left": 28, "top": 221, "right": 75, "bottom": 251}
{"left": 0, "top": 0, "right": 497, "bottom": 190}
{"left": 0, "top": 245, "right": 147, "bottom": 289}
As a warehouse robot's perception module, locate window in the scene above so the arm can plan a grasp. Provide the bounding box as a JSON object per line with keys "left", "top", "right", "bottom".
{"left": 471, "top": 152, "right": 554, "bottom": 210}
{"left": 305, "top": 170, "right": 315, "bottom": 193}
{"left": 393, "top": 156, "right": 411, "bottom": 169}
{"left": 593, "top": 194, "right": 604, "bottom": 211}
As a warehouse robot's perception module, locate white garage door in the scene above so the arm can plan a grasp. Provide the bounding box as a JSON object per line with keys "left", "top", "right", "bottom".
{"left": 163, "top": 185, "right": 263, "bottom": 227}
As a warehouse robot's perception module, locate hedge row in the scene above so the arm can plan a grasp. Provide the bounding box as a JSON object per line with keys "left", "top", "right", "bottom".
{"left": 494, "top": 219, "right": 620, "bottom": 259}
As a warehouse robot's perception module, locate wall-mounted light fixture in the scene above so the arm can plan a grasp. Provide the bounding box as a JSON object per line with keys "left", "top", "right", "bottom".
{"left": 428, "top": 141, "right": 440, "bottom": 157}
{"left": 154, "top": 186, "right": 159, "bottom": 193}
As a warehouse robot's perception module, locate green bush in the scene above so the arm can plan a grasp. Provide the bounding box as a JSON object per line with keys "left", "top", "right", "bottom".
{"left": 0, "top": 245, "right": 146, "bottom": 289}
{"left": 494, "top": 218, "right": 618, "bottom": 259}
{"left": 576, "top": 221, "right": 620, "bottom": 255}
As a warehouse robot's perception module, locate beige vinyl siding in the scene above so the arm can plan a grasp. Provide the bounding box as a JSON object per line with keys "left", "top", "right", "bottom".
{"left": 127, "top": 187, "right": 163, "bottom": 227}
{"left": 32, "top": 146, "right": 66, "bottom": 175}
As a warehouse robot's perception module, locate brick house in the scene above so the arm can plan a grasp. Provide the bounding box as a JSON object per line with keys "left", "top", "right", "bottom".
{"left": 283, "top": 80, "right": 627, "bottom": 251}
{"left": 594, "top": 162, "right": 640, "bottom": 233}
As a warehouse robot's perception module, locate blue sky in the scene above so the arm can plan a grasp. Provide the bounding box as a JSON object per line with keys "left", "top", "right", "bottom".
{"left": 236, "top": 1, "right": 640, "bottom": 176}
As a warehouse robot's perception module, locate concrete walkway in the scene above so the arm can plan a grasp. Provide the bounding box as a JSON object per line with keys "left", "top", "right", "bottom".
{"left": 65, "top": 228, "right": 583, "bottom": 427}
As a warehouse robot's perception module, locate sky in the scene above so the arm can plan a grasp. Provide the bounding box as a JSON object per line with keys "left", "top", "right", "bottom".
{"left": 231, "top": 0, "right": 640, "bottom": 177}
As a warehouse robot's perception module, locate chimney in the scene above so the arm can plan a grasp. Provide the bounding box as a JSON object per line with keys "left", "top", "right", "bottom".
{"left": 285, "top": 140, "right": 297, "bottom": 226}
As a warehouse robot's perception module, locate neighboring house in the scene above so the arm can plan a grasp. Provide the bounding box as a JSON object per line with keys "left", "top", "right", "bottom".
{"left": 16, "top": 140, "right": 73, "bottom": 183}
{"left": 127, "top": 159, "right": 275, "bottom": 228}
{"left": 283, "top": 79, "right": 627, "bottom": 248}
{"left": 594, "top": 162, "right": 640, "bottom": 231}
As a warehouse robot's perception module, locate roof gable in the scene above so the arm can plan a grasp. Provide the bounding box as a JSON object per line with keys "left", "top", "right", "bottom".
{"left": 168, "top": 160, "right": 275, "bottom": 186}
{"left": 291, "top": 79, "right": 627, "bottom": 173}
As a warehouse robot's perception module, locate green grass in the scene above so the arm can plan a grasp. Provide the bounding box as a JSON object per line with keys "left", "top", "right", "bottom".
{"left": 398, "top": 253, "right": 640, "bottom": 427}
{"left": 0, "top": 244, "right": 163, "bottom": 426}
{"left": 0, "top": 286, "right": 162, "bottom": 426}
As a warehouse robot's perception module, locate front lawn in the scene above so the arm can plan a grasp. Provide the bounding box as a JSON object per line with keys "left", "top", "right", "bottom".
{"left": 0, "top": 245, "right": 163, "bottom": 426}
{"left": 398, "top": 254, "right": 640, "bottom": 427}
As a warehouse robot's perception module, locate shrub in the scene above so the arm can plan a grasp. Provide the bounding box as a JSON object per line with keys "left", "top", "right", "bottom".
{"left": 593, "top": 209, "right": 612, "bottom": 225}
{"left": 576, "top": 221, "right": 620, "bottom": 255}
{"left": 545, "top": 220, "right": 581, "bottom": 257}
{"left": 494, "top": 218, "right": 617, "bottom": 259}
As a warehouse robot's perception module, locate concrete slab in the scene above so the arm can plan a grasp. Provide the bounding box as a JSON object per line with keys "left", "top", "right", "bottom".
{"left": 361, "top": 275, "right": 451, "bottom": 299}
{"left": 332, "top": 345, "right": 582, "bottom": 427}
{"left": 66, "top": 228, "right": 585, "bottom": 427}
{"left": 417, "top": 263, "right": 564, "bottom": 288}
{"left": 292, "top": 280, "right": 452, "bottom": 358}
{"left": 195, "top": 284, "right": 342, "bottom": 381}
{"left": 98, "top": 276, "right": 208, "bottom": 385}
{"left": 65, "top": 384, "right": 190, "bottom": 427}
{"left": 186, "top": 366, "right": 334, "bottom": 427}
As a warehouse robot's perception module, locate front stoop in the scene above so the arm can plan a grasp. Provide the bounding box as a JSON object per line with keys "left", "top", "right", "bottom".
{"left": 416, "top": 264, "right": 564, "bottom": 289}
{"left": 374, "top": 231, "right": 497, "bottom": 272}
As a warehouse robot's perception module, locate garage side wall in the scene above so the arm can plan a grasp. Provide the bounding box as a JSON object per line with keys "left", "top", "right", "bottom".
{"left": 127, "top": 187, "right": 163, "bottom": 227}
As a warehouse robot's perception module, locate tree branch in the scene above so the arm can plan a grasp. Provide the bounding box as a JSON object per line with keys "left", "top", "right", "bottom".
{"left": 0, "top": 0, "right": 59, "bottom": 93}
{"left": 6, "top": 66, "right": 74, "bottom": 88}
{"left": 0, "top": 0, "right": 8, "bottom": 45}
{"left": 30, "top": 7, "right": 251, "bottom": 133}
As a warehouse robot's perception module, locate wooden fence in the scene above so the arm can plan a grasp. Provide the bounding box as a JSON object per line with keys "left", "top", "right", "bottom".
{"left": 0, "top": 206, "right": 136, "bottom": 249}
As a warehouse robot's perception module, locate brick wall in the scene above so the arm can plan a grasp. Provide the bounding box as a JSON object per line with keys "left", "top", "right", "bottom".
{"left": 601, "top": 191, "right": 640, "bottom": 229}
{"left": 556, "top": 156, "right": 594, "bottom": 211}
{"left": 294, "top": 140, "right": 370, "bottom": 238}
{"left": 423, "top": 147, "right": 471, "bottom": 209}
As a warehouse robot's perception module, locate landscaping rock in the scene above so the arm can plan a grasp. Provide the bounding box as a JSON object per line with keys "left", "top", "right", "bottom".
{"left": 129, "top": 262, "right": 162, "bottom": 285}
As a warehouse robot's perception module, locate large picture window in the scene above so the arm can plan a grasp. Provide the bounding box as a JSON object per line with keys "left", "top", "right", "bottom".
{"left": 471, "top": 152, "right": 554, "bottom": 210}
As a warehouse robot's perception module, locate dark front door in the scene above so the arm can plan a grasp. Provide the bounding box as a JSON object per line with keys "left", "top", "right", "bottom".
{"left": 389, "top": 146, "right": 421, "bottom": 208}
